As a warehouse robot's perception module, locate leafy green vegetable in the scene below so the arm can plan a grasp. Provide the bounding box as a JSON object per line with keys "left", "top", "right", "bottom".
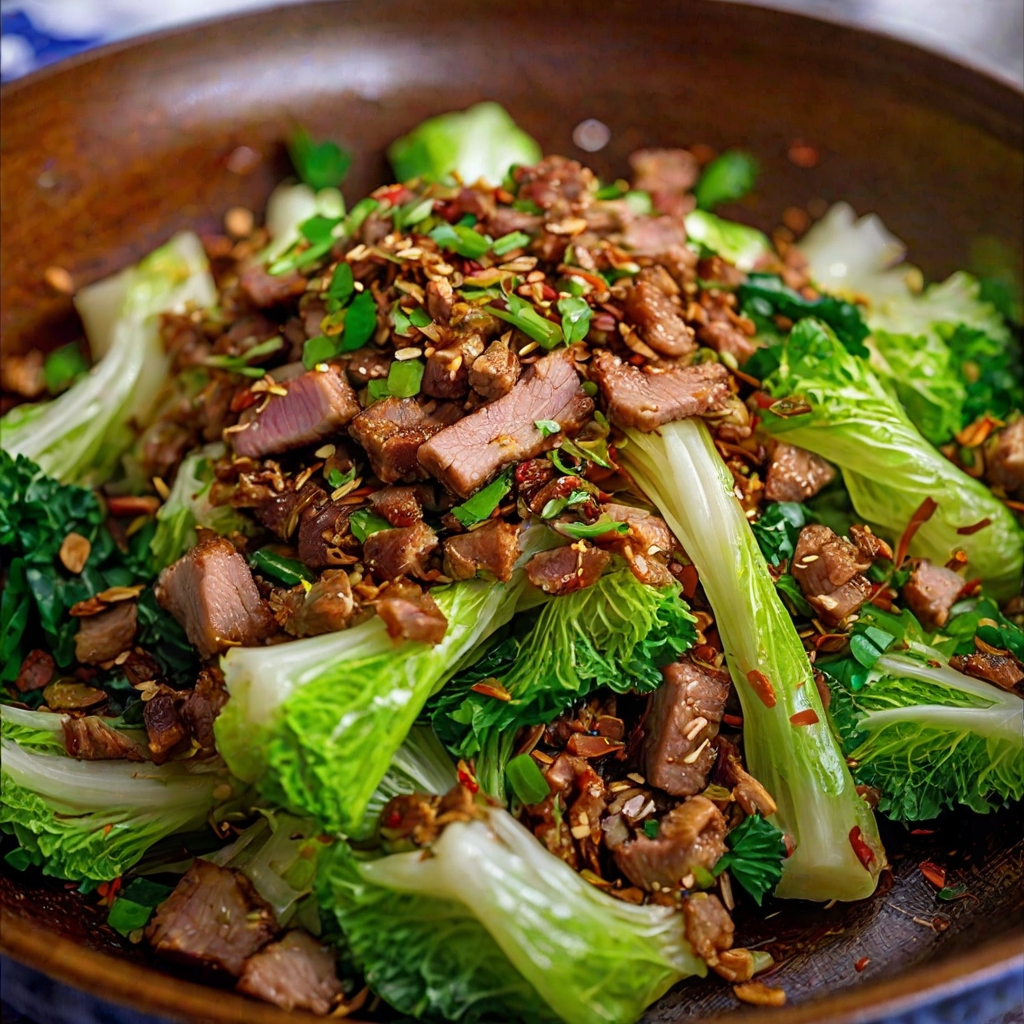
{"left": 107, "top": 878, "right": 174, "bottom": 936}
{"left": 349, "top": 509, "right": 391, "bottom": 543}
{"left": 486, "top": 294, "right": 563, "bottom": 349}
{"left": 450, "top": 469, "right": 513, "bottom": 527}
{"left": 943, "top": 323, "right": 1024, "bottom": 424}
{"left": 301, "top": 289, "right": 378, "bottom": 368}
{"left": 492, "top": 230, "right": 532, "bottom": 256}
{"left": 683, "top": 210, "right": 770, "bottom": 271}
{"left": 713, "top": 814, "right": 787, "bottom": 905}
{"left": 383, "top": 358, "right": 425, "bottom": 399}
{"left": 940, "top": 597, "right": 1024, "bottom": 663}
{"left": 288, "top": 126, "right": 352, "bottom": 191}
{"left": 557, "top": 296, "right": 592, "bottom": 344}
{"left": 506, "top": 754, "right": 551, "bottom": 806}
{"left": 534, "top": 419, "right": 561, "bottom": 438}
{"left": 775, "top": 573, "right": 815, "bottom": 617}
{"left": 694, "top": 150, "right": 759, "bottom": 211}
{"left": 204, "top": 335, "right": 283, "bottom": 378}
{"left": 540, "top": 488, "right": 590, "bottom": 519}
{"left": 429, "top": 222, "right": 491, "bottom": 260}
{"left": 554, "top": 516, "right": 630, "bottom": 540}
{"left": 325, "top": 262, "right": 355, "bottom": 311}
{"left": 751, "top": 501, "right": 809, "bottom": 566}
{"left": 250, "top": 548, "right": 315, "bottom": 587}
{"left": 43, "top": 343, "right": 90, "bottom": 395}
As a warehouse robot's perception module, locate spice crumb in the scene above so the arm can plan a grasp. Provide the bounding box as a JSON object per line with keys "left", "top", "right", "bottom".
{"left": 58, "top": 532, "right": 91, "bottom": 574}
{"left": 224, "top": 206, "right": 254, "bottom": 238}
{"left": 734, "top": 982, "right": 787, "bottom": 1007}
{"left": 44, "top": 265, "right": 74, "bottom": 294}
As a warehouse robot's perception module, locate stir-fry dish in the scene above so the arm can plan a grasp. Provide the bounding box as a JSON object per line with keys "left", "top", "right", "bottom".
{"left": 2, "top": 103, "right": 1022, "bottom": 1021}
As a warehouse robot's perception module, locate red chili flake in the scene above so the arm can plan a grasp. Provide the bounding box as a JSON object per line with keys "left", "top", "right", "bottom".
{"left": 854, "top": 957, "right": 871, "bottom": 973}
{"left": 373, "top": 183, "right": 413, "bottom": 207}
{"left": 746, "top": 669, "right": 777, "bottom": 709}
{"left": 788, "top": 140, "right": 820, "bottom": 168}
{"left": 751, "top": 391, "right": 776, "bottom": 410}
{"left": 919, "top": 860, "right": 946, "bottom": 889}
{"left": 783, "top": 833, "right": 796, "bottom": 858}
{"left": 849, "top": 826, "right": 876, "bottom": 869}
{"left": 789, "top": 709, "right": 819, "bottom": 726}
{"left": 539, "top": 283, "right": 558, "bottom": 302}
{"left": 229, "top": 386, "right": 259, "bottom": 413}
{"left": 457, "top": 764, "right": 480, "bottom": 794}
{"left": 384, "top": 809, "right": 403, "bottom": 829}
{"left": 105, "top": 495, "right": 161, "bottom": 517}
{"left": 97, "top": 882, "right": 110, "bottom": 898}
{"left": 470, "top": 679, "right": 512, "bottom": 702}
{"left": 957, "top": 518, "right": 992, "bottom": 536}
{"left": 676, "top": 563, "right": 700, "bottom": 600}
{"left": 566, "top": 734, "right": 625, "bottom": 759}
{"left": 103, "top": 824, "right": 114, "bottom": 836}
{"left": 956, "top": 415, "right": 999, "bottom": 448}
{"left": 910, "top": 828, "right": 936, "bottom": 836}
{"left": 945, "top": 549, "right": 969, "bottom": 572}
{"left": 957, "top": 578, "right": 983, "bottom": 600}
{"left": 627, "top": 353, "right": 646, "bottom": 367}
{"left": 723, "top": 714, "right": 744, "bottom": 728}
{"left": 894, "top": 497, "right": 938, "bottom": 567}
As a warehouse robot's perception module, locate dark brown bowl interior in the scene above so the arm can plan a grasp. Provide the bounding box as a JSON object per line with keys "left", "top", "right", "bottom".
{"left": 1, "top": 1, "right": 1023, "bottom": 1021}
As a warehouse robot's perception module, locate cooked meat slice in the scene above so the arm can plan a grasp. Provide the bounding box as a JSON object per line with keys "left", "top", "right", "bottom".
{"left": 144, "top": 692, "right": 189, "bottom": 761}
{"left": 527, "top": 475, "right": 599, "bottom": 519}
{"left": 600, "top": 502, "right": 675, "bottom": 586}
{"left": 349, "top": 396, "right": 462, "bottom": 484}
{"left": 236, "top": 931, "right": 343, "bottom": 1015}
{"left": 629, "top": 148, "right": 700, "bottom": 216}
{"left": 251, "top": 481, "right": 326, "bottom": 541}
{"left": 146, "top": 860, "right": 277, "bottom": 976}
{"left": 297, "top": 499, "right": 353, "bottom": 569}
{"left": 524, "top": 543, "right": 611, "bottom": 595}
{"left": 239, "top": 265, "right": 307, "bottom": 308}
{"left": 368, "top": 485, "right": 432, "bottom": 527}
{"left": 950, "top": 652, "right": 1024, "bottom": 691}
{"left": 486, "top": 206, "right": 544, "bottom": 238}
{"left": 589, "top": 350, "right": 730, "bottom": 432}
{"left": 418, "top": 352, "right": 593, "bottom": 498}
{"left": 657, "top": 244, "right": 699, "bottom": 289}
{"left": 791, "top": 524, "right": 872, "bottom": 627}
{"left": 345, "top": 347, "right": 392, "bottom": 389}
{"left": 425, "top": 279, "right": 455, "bottom": 325}
{"left": 682, "top": 892, "right": 735, "bottom": 964}
{"left": 181, "top": 668, "right": 227, "bottom": 757}
{"left": 514, "top": 156, "right": 593, "bottom": 214}
{"left": 376, "top": 581, "right": 447, "bottom": 644}
{"left": 698, "top": 320, "right": 758, "bottom": 365}
{"left": 15, "top": 650, "right": 55, "bottom": 693}
{"left": 623, "top": 280, "right": 696, "bottom": 358}
{"left": 423, "top": 333, "right": 486, "bottom": 401}
{"left": 612, "top": 796, "right": 727, "bottom": 891}
{"left": 230, "top": 367, "right": 360, "bottom": 459}
{"left": 216, "top": 313, "right": 279, "bottom": 356}
{"left": 469, "top": 338, "right": 521, "bottom": 400}
{"left": 848, "top": 523, "right": 893, "bottom": 563}
{"left": 63, "top": 716, "right": 145, "bottom": 761}
{"left": 984, "top": 416, "right": 1024, "bottom": 498}
{"left": 621, "top": 215, "right": 688, "bottom": 257}
{"left": 155, "top": 537, "right": 275, "bottom": 659}
{"left": 272, "top": 570, "right": 355, "bottom": 638}
{"left": 902, "top": 560, "right": 964, "bottom": 630}
{"left": 643, "top": 660, "right": 731, "bottom": 797}
{"left": 764, "top": 443, "right": 836, "bottom": 503}
{"left": 363, "top": 521, "right": 439, "bottom": 581}
{"left": 443, "top": 521, "right": 521, "bottom": 582}
{"left": 74, "top": 602, "right": 138, "bottom": 666}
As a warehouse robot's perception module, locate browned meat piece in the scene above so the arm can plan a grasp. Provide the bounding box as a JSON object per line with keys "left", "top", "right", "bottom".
{"left": 622, "top": 216, "right": 687, "bottom": 257}
{"left": 349, "top": 397, "right": 462, "bottom": 484}
{"left": 849, "top": 523, "right": 893, "bottom": 563}
{"left": 144, "top": 692, "right": 188, "bottom": 761}
{"left": 682, "top": 892, "right": 735, "bottom": 965}
{"left": 146, "top": 860, "right": 277, "bottom": 976}
{"left": 418, "top": 352, "right": 593, "bottom": 498}
{"left": 379, "top": 785, "right": 482, "bottom": 847}
{"left": 443, "top": 521, "right": 520, "bottom": 582}
{"left": 589, "top": 350, "right": 730, "bottom": 432}
{"left": 629, "top": 148, "right": 700, "bottom": 217}
{"left": 902, "top": 560, "right": 964, "bottom": 630}
{"left": 252, "top": 481, "right": 326, "bottom": 541}
{"left": 236, "top": 931, "right": 343, "bottom": 1015}
{"left": 377, "top": 581, "right": 448, "bottom": 644}
{"left": 514, "top": 156, "right": 594, "bottom": 214}
{"left": 155, "top": 537, "right": 275, "bottom": 660}
{"left": 181, "top": 668, "right": 227, "bottom": 757}
{"left": 527, "top": 475, "right": 599, "bottom": 519}
{"left": 15, "top": 650, "right": 55, "bottom": 693}
{"left": 240, "top": 265, "right": 307, "bottom": 308}
{"left": 637, "top": 265, "right": 680, "bottom": 297}
{"left": 363, "top": 521, "right": 439, "bottom": 581}
{"left": 422, "top": 334, "right": 485, "bottom": 400}
{"left": 984, "top": 416, "right": 1024, "bottom": 498}
{"left": 524, "top": 543, "right": 611, "bottom": 595}
{"left": 486, "top": 206, "right": 543, "bottom": 239}
{"left": 657, "top": 245, "right": 699, "bottom": 289}
{"left": 524, "top": 753, "right": 598, "bottom": 870}
{"left": 345, "top": 347, "right": 392, "bottom": 389}
{"left": 469, "top": 338, "right": 521, "bottom": 400}
{"left": 613, "top": 796, "right": 727, "bottom": 891}
{"left": 791, "top": 524, "right": 872, "bottom": 627}
{"left": 216, "top": 313, "right": 279, "bottom": 357}
{"left": 368, "top": 485, "right": 432, "bottom": 527}
{"left": 623, "top": 280, "right": 696, "bottom": 358}
{"left": 63, "top": 716, "right": 145, "bottom": 761}
{"left": 950, "top": 652, "right": 1024, "bottom": 691}
{"left": 297, "top": 499, "right": 353, "bottom": 569}
{"left": 74, "top": 602, "right": 137, "bottom": 665}
{"left": 272, "top": 570, "right": 355, "bottom": 638}
{"left": 358, "top": 211, "right": 392, "bottom": 246}
{"left": 230, "top": 368, "right": 360, "bottom": 459}
{"left": 599, "top": 503, "right": 675, "bottom": 586}
{"left": 0, "top": 349, "right": 45, "bottom": 399}
{"left": 425, "top": 280, "right": 455, "bottom": 325}
{"left": 122, "top": 649, "right": 163, "bottom": 687}
{"left": 764, "top": 443, "right": 836, "bottom": 503}
{"left": 514, "top": 458, "right": 557, "bottom": 505}
{"left": 643, "top": 660, "right": 731, "bottom": 797}
{"left": 698, "top": 320, "right": 757, "bottom": 364}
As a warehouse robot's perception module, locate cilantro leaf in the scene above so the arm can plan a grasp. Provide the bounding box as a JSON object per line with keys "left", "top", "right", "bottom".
{"left": 288, "top": 126, "right": 353, "bottom": 191}
{"left": 713, "top": 813, "right": 787, "bottom": 905}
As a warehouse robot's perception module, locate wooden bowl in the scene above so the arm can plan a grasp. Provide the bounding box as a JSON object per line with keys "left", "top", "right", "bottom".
{"left": 1, "top": 2, "right": 1022, "bottom": 1021}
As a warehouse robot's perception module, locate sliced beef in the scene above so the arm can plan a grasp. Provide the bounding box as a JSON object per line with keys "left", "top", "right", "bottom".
{"left": 231, "top": 367, "right": 360, "bottom": 459}
{"left": 251, "top": 481, "right": 326, "bottom": 541}
{"left": 849, "top": 523, "right": 893, "bottom": 563}
{"left": 422, "top": 333, "right": 485, "bottom": 400}
{"left": 144, "top": 692, "right": 189, "bottom": 762}
{"left": 236, "top": 931, "right": 343, "bottom": 1015}
{"left": 791, "top": 524, "right": 872, "bottom": 627}
{"left": 764, "top": 443, "right": 836, "bottom": 503}
{"left": 682, "top": 892, "right": 735, "bottom": 965}
{"left": 600, "top": 502, "right": 675, "bottom": 586}
{"left": 984, "top": 416, "right": 1024, "bottom": 498}
{"left": 62, "top": 716, "right": 145, "bottom": 761}
{"left": 349, "top": 396, "right": 462, "bottom": 484}
{"left": 418, "top": 352, "right": 593, "bottom": 498}
{"left": 345, "top": 347, "right": 392, "bottom": 389}
{"left": 239, "top": 265, "right": 307, "bottom": 308}
{"left": 377, "top": 581, "right": 447, "bottom": 644}
{"left": 369, "top": 485, "right": 432, "bottom": 527}
{"left": 297, "top": 499, "right": 353, "bottom": 569}
{"left": 643, "top": 660, "right": 731, "bottom": 797}
{"left": 443, "top": 521, "right": 521, "bottom": 582}
{"left": 363, "top": 521, "right": 439, "bottom": 581}
{"left": 589, "top": 350, "right": 731, "bottom": 432}
{"left": 146, "top": 860, "right": 277, "bottom": 976}
{"left": 623, "top": 280, "right": 696, "bottom": 358}
{"left": 469, "top": 338, "right": 521, "bottom": 400}
{"left": 697, "top": 320, "right": 758, "bottom": 365}
{"left": 621, "top": 216, "right": 688, "bottom": 257}
{"left": 272, "top": 570, "right": 355, "bottom": 638}
{"left": 524, "top": 543, "right": 611, "bottom": 595}
{"left": 950, "top": 652, "right": 1024, "bottom": 691}
{"left": 902, "top": 560, "right": 964, "bottom": 631}
{"left": 629, "top": 148, "right": 700, "bottom": 217}
{"left": 15, "top": 650, "right": 55, "bottom": 693}
{"left": 181, "top": 668, "right": 227, "bottom": 757}
{"left": 155, "top": 537, "right": 275, "bottom": 660}
{"left": 74, "top": 602, "right": 138, "bottom": 666}
{"left": 613, "top": 796, "right": 727, "bottom": 891}
{"left": 514, "top": 156, "right": 593, "bottom": 214}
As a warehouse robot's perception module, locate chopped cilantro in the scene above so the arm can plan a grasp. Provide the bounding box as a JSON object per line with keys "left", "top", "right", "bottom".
{"left": 451, "top": 469, "right": 514, "bottom": 527}
{"left": 429, "top": 223, "right": 491, "bottom": 260}
{"left": 288, "top": 126, "right": 353, "bottom": 191}
{"left": 557, "top": 296, "right": 592, "bottom": 344}
{"left": 350, "top": 509, "right": 391, "bottom": 543}
{"left": 492, "top": 230, "right": 532, "bottom": 256}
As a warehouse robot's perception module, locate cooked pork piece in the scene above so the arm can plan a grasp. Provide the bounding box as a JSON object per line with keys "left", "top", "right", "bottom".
{"left": 74, "top": 602, "right": 138, "bottom": 666}
{"left": 764, "top": 443, "right": 836, "bottom": 503}
{"left": 144, "top": 692, "right": 189, "bottom": 761}
{"left": 368, "top": 485, "right": 433, "bottom": 527}
{"left": 376, "top": 581, "right": 448, "bottom": 644}
{"left": 181, "top": 668, "right": 228, "bottom": 757}
{"left": 422, "top": 333, "right": 485, "bottom": 400}
{"left": 237, "top": 931, "right": 344, "bottom": 1015}
{"left": 469, "top": 338, "right": 521, "bottom": 399}
{"left": 272, "top": 570, "right": 355, "bottom": 637}
{"left": 524, "top": 543, "right": 611, "bottom": 595}
{"left": 62, "top": 716, "right": 146, "bottom": 761}
{"left": 902, "top": 559, "right": 964, "bottom": 630}
{"left": 984, "top": 416, "right": 1024, "bottom": 498}
{"left": 791, "top": 524, "right": 872, "bottom": 627}
{"left": 623, "top": 280, "right": 696, "bottom": 358}
{"left": 599, "top": 503, "right": 675, "bottom": 586}
{"left": 949, "top": 652, "right": 1024, "bottom": 691}
{"left": 442, "top": 521, "right": 521, "bottom": 582}
{"left": 297, "top": 499, "right": 353, "bottom": 569}
{"left": 363, "top": 521, "right": 439, "bottom": 581}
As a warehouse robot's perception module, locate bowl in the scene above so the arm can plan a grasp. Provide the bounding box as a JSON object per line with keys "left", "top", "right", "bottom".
{"left": 1, "top": 2, "right": 1022, "bottom": 1021}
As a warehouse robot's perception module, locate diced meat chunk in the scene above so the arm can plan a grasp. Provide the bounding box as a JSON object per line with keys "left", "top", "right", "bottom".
{"left": 950, "top": 652, "right": 1024, "bottom": 691}
{"left": 239, "top": 265, "right": 307, "bottom": 308}
{"left": 349, "top": 397, "right": 462, "bottom": 484}
{"left": 622, "top": 216, "right": 687, "bottom": 257}
{"left": 376, "top": 581, "right": 447, "bottom": 644}
{"left": 613, "top": 796, "right": 727, "bottom": 890}
{"left": 418, "top": 352, "right": 593, "bottom": 498}
{"left": 764, "top": 443, "right": 836, "bottom": 503}
{"left": 155, "top": 537, "right": 275, "bottom": 659}
{"left": 0, "top": 350, "right": 45, "bottom": 399}
{"left": 368, "top": 485, "right": 432, "bottom": 527}
{"left": 363, "top": 521, "right": 439, "bottom": 581}
{"left": 600, "top": 503, "right": 675, "bottom": 586}
{"left": 297, "top": 499, "right": 352, "bottom": 569}
{"left": 902, "top": 560, "right": 965, "bottom": 630}
{"left": 698, "top": 320, "right": 757, "bottom": 365}
{"left": 791, "top": 524, "right": 872, "bottom": 627}
{"left": 230, "top": 367, "right": 360, "bottom": 458}
{"left": 524, "top": 753, "right": 604, "bottom": 871}
{"left": 985, "top": 416, "right": 1024, "bottom": 498}
{"left": 682, "top": 892, "right": 735, "bottom": 965}
{"left": 15, "top": 649, "right": 55, "bottom": 692}
{"left": 629, "top": 148, "right": 700, "bottom": 217}
{"left": 527, "top": 475, "right": 599, "bottom": 519}
{"left": 443, "top": 521, "right": 520, "bottom": 582}
{"left": 849, "top": 523, "right": 893, "bottom": 563}
{"left": 643, "top": 660, "right": 731, "bottom": 797}
{"left": 623, "top": 280, "right": 696, "bottom": 358}
{"left": 589, "top": 350, "right": 730, "bottom": 432}
{"left": 524, "top": 543, "right": 611, "bottom": 595}
{"left": 251, "top": 481, "right": 325, "bottom": 541}
{"left": 74, "top": 602, "right": 137, "bottom": 665}
{"left": 181, "top": 668, "right": 227, "bottom": 757}
{"left": 272, "top": 570, "right": 355, "bottom": 637}
{"left": 144, "top": 692, "right": 188, "bottom": 761}
{"left": 345, "top": 347, "right": 391, "bottom": 389}
{"left": 469, "top": 338, "right": 521, "bottom": 399}
{"left": 63, "top": 716, "right": 145, "bottom": 761}
{"left": 514, "top": 156, "right": 594, "bottom": 213}
{"left": 237, "top": 931, "right": 343, "bottom": 1015}
{"left": 486, "top": 206, "right": 543, "bottom": 238}
{"left": 422, "top": 333, "right": 485, "bottom": 400}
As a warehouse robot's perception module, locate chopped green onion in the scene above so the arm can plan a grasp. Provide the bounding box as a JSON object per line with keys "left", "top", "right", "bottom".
{"left": 690, "top": 865, "right": 717, "bottom": 890}
{"left": 288, "top": 126, "right": 353, "bottom": 191}
{"left": 540, "top": 489, "right": 591, "bottom": 519}
{"left": 485, "top": 294, "right": 563, "bottom": 349}
{"left": 506, "top": 754, "right": 550, "bottom": 805}
{"left": 409, "top": 307, "right": 432, "bottom": 328}
{"left": 327, "top": 467, "right": 356, "bottom": 489}
{"left": 643, "top": 819, "right": 660, "bottom": 839}
{"left": 250, "top": 548, "right": 315, "bottom": 586}
{"left": 557, "top": 296, "right": 592, "bottom": 344}
{"left": 457, "top": 213, "right": 478, "bottom": 228}
{"left": 512, "top": 197, "right": 543, "bottom": 215}
{"left": 492, "top": 230, "right": 532, "bottom": 256}
{"left": 301, "top": 214, "right": 342, "bottom": 245}
{"left": 396, "top": 196, "right": 434, "bottom": 229}
{"left": 430, "top": 222, "right": 491, "bottom": 260}
{"left": 206, "top": 336, "right": 283, "bottom": 377}
{"left": 694, "top": 150, "right": 759, "bottom": 211}
{"left": 595, "top": 181, "right": 627, "bottom": 201}
{"left": 393, "top": 304, "right": 414, "bottom": 336}
{"left": 43, "top": 342, "right": 89, "bottom": 395}
{"left": 106, "top": 878, "right": 174, "bottom": 937}
{"left": 337, "top": 290, "right": 378, "bottom": 353}
{"left": 451, "top": 469, "right": 514, "bottom": 527}
{"left": 345, "top": 197, "right": 380, "bottom": 236}
{"left": 559, "top": 437, "right": 613, "bottom": 470}
{"left": 581, "top": 380, "right": 598, "bottom": 397}
{"left": 386, "top": 358, "right": 425, "bottom": 398}
{"left": 325, "top": 262, "right": 354, "bottom": 311}
{"left": 350, "top": 509, "right": 391, "bottom": 543}
{"left": 366, "top": 379, "right": 390, "bottom": 402}
{"left": 622, "top": 190, "right": 653, "bottom": 216}
{"left": 535, "top": 419, "right": 561, "bottom": 438}
{"left": 302, "top": 334, "right": 337, "bottom": 370}
{"left": 555, "top": 517, "right": 630, "bottom": 540}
